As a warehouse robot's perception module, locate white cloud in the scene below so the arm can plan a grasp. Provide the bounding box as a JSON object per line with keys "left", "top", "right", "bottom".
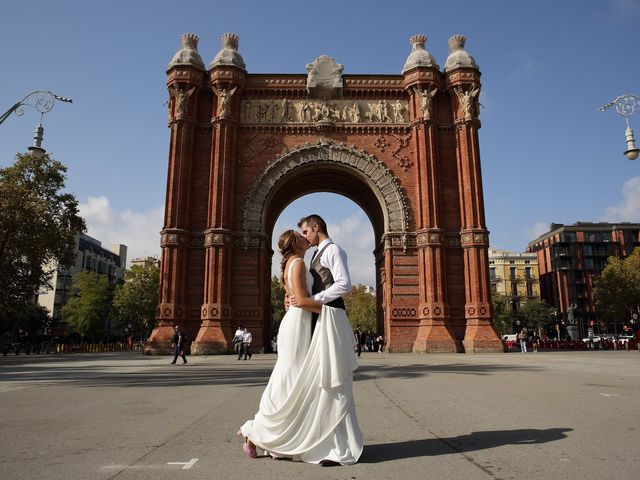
{"left": 509, "top": 50, "right": 535, "bottom": 79}
{"left": 611, "top": 0, "right": 640, "bottom": 13}
{"left": 526, "top": 221, "right": 550, "bottom": 241}
{"left": 601, "top": 175, "right": 640, "bottom": 222}
{"left": 79, "top": 196, "right": 164, "bottom": 265}
{"left": 271, "top": 213, "right": 376, "bottom": 287}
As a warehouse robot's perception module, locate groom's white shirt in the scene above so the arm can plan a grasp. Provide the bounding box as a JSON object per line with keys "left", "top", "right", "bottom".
{"left": 312, "top": 238, "right": 351, "bottom": 304}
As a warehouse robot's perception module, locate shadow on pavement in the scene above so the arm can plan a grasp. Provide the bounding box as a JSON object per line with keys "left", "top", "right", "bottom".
{"left": 360, "top": 427, "right": 573, "bottom": 463}
{"left": 355, "top": 362, "right": 541, "bottom": 381}
{"left": 0, "top": 354, "right": 543, "bottom": 389}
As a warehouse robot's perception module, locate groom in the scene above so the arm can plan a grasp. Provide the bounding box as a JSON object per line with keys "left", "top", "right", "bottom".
{"left": 293, "top": 214, "right": 351, "bottom": 334}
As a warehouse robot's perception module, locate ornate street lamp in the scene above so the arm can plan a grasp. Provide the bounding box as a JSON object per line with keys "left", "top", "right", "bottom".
{"left": 598, "top": 94, "right": 640, "bottom": 161}
{"left": 0, "top": 90, "right": 72, "bottom": 156}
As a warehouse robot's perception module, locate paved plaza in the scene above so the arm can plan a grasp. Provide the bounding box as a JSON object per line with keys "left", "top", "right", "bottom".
{"left": 1, "top": 350, "right": 638, "bottom": 480}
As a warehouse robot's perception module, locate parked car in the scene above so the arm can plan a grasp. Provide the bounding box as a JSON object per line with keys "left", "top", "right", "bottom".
{"left": 616, "top": 334, "right": 635, "bottom": 344}
{"left": 581, "top": 335, "right": 601, "bottom": 343}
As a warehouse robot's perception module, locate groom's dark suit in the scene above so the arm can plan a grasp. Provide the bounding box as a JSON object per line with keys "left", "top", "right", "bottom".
{"left": 309, "top": 241, "right": 346, "bottom": 335}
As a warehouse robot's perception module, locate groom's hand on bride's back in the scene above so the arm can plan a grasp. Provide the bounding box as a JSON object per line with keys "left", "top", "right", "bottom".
{"left": 284, "top": 293, "right": 291, "bottom": 311}
{"left": 288, "top": 294, "right": 298, "bottom": 308}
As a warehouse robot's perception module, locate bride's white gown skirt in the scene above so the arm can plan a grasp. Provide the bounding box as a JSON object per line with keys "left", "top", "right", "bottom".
{"left": 240, "top": 305, "right": 363, "bottom": 464}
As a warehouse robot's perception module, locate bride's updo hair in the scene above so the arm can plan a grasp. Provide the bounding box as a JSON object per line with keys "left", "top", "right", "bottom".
{"left": 278, "top": 229, "right": 297, "bottom": 286}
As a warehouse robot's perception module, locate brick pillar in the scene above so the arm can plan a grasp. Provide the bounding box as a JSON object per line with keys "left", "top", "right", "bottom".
{"left": 404, "top": 69, "right": 460, "bottom": 353}
{"left": 193, "top": 64, "right": 246, "bottom": 354}
{"left": 446, "top": 68, "right": 502, "bottom": 353}
{"left": 146, "top": 62, "right": 205, "bottom": 354}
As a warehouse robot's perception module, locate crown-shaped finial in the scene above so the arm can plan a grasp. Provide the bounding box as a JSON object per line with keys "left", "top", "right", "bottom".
{"left": 444, "top": 34, "right": 478, "bottom": 72}
{"left": 448, "top": 35, "right": 466, "bottom": 52}
{"left": 222, "top": 32, "right": 240, "bottom": 50}
{"left": 168, "top": 32, "right": 205, "bottom": 71}
{"left": 182, "top": 33, "right": 199, "bottom": 49}
{"left": 402, "top": 33, "right": 438, "bottom": 73}
{"left": 410, "top": 34, "right": 427, "bottom": 49}
{"left": 210, "top": 32, "right": 246, "bottom": 70}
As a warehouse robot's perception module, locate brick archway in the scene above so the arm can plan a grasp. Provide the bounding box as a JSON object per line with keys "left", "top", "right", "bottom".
{"left": 242, "top": 140, "right": 409, "bottom": 238}
{"left": 145, "top": 32, "right": 503, "bottom": 355}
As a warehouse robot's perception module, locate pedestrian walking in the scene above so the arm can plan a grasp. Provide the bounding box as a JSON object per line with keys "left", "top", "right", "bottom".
{"left": 233, "top": 325, "right": 244, "bottom": 356}
{"left": 242, "top": 327, "right": 253, "bottom": 360}
{"left": 518, "top": 328, "right": 528, "bottom": 353}
{"left": 170, "top": 325, "right": 188, "bottom": 364}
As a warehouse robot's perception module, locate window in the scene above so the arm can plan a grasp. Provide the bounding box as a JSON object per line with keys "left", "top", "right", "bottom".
{"left": 490, "top": 267, "right": 496, "bottom": 281}
{"left": 511, "top": 299, "right": 520, "bottom": 312}
{"left": 525, "top": 267, "right": 531, "bottom": 279}
{"left": 526, "top": 282, "right": 533, "bottom": 296}
{"left": 511, "top": 283, "right": 518, "bottom": 296}
{"left": 509, "top": 267, "right": 516, "bottom": 280}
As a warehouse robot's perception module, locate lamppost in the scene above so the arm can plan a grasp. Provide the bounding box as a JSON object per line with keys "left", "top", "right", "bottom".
{"left": 598, "top": 94, "right": 640, "bottom": 160}
{"left": 0, "top": 90, "right": 72, "bottom": 156}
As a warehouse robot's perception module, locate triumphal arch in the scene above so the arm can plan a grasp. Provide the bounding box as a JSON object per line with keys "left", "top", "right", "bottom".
{"left": 145, "top": 32, "right": 502, "bottom": 354}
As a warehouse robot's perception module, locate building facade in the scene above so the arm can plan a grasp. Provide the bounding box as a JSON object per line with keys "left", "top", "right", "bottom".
{"left": 488, "top": 248, "right": 540, "bottom": 311}
{"left": 527, "top": 222, "right": 640, "bottom": 338}
{"left": 146, "top": 32, "right": 502, "bottom": 355}
{"left": 130, "top": 256, "right": 160, "bottom": 268}
{"left": 37, "top": 233, "right": 127, "bottom": 328}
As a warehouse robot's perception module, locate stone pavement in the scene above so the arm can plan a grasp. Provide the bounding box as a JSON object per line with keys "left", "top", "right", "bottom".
{"left": 0, "top": 350, "right": 638, "bottom": 480}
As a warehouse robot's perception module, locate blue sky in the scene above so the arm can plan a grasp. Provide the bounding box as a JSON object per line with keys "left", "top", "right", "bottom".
{"left": 2, "top": 0, "right": 640, "bottom": 286}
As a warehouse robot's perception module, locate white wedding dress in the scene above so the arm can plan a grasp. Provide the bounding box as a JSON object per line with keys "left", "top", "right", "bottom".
{"left": 240, "top": 258, "right": 363, "bottom": 464}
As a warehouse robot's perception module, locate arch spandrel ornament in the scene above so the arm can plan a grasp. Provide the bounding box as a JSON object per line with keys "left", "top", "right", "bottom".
{"left": 242, "top": 140, "right": 410, "bottom": 237}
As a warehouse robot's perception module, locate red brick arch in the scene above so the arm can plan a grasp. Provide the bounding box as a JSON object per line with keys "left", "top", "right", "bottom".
{"left": 242, "top": 140, "right": 409, "bottom": 240}
{"left": 145, "top": 33, "right": 503, "bottom": 355}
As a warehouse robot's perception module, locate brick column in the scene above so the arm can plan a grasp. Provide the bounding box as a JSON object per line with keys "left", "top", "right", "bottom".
{"left": 446, "top": 68, "right": 502, "bottom": 353}
{"left": 404, "top": 68, "right": 460, "bottom": 352}
{"left": 146, "top": 61, "right": 205, "bottom": 354}
{"left": 193, "top": 65, "right": 246, "bottom": 354}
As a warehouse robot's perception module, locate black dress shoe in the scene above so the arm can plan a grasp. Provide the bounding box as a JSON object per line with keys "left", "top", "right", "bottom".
{"left": 319, "top": 459, "right": 341, "bottom": 467}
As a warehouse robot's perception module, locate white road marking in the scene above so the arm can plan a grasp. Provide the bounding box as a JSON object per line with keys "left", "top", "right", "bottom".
{"left": 167, "top": 458, "right": 199, "bottom": 469}
{"left": 599, "top": 393, "right": 620, "bottom": 397}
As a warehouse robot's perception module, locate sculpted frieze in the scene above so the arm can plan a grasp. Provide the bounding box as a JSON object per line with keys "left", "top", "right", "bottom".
{"left": 240, "top": 99, "right": 409, "bottom": 125}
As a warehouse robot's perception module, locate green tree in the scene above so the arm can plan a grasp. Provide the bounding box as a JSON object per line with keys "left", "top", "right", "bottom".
{"left": 271, "top": 276, "right": 286, "bottom": 336}
{"left": 491, "top": 292, "right": 513, "bottom": 336}
{"left": 62, "top": 270, "right": 113, "bottom": 338}
{"left": 518, "top": 298, "right": 556, "bottom": 334}
{"left": 0, "top": 153, "right": 85, "bottom": 334}
{"left": 113, "top": 264, "right": 159, "bottom": 340}
{"left": 595, "top": 248, "right": 640, "bottom": 327}
{"left": 344, "top": 285, "right": 377, "bottom": 333}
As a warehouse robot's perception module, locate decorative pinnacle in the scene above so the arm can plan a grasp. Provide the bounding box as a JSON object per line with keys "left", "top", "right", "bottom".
{"left": 402, "top": 33, "right": 438, "bottom": 73}
{"left": 222, "top": 32, "right": 240, "bottom": 50}
{"left": 410, "top": 34, "right": 427, "bottom": 49}
{"left": 444, "top": 34, "right": 478, "bottom": 71}
{"left": 210, "top": 32, "right": 245, "bottom": 70}
{"left": 448, "top": 35, "right": 466, "bottom": 52}
{"left": 168, "top": 32, "right": 204, "bottom": 70}
{"left": 182, "top": 33, "right": 200, "bottom": 49}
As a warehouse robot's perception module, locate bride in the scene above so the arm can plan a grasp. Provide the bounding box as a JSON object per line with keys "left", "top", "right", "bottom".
{"left": 238, "top": 229, "right": 363, "bottom": 465}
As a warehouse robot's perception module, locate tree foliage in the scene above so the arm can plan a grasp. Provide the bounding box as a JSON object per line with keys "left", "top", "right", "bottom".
{"left": 518, "top": 298, "right": 556, "bottom": 333}
{"left": 271, "top": 276, "right": 286, "bottom": 336}
{"left": 595, "top": 248, "right": 640, "bottom": 324}
{"left": 344, "top": 285, "right": 377, "bottom": 333}
{"left": 0, "top": 153, "right": 85, "bottom": 333}
{"left": 491, "top": 292, "right": 513, "bottom": 335}
{"left": 113, "top": 264, "right": 159, "bottom": 339}
{"left": 62, "top": 270, "right": 113, "bottom": 338}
